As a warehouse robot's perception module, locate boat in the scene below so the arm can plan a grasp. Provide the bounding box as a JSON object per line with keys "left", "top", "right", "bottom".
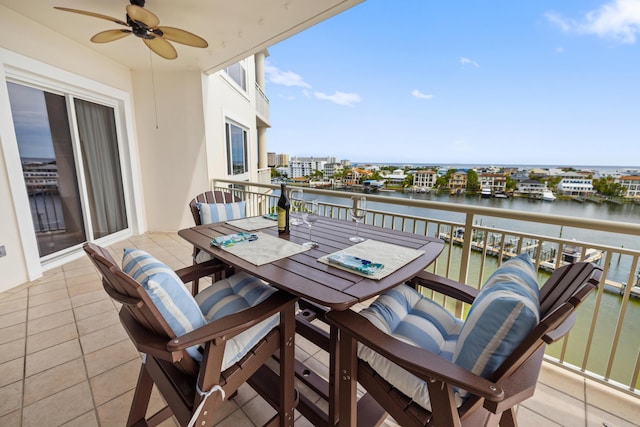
{"left": 480, "top": 187, "right": 492, "bottom": 198}
{"left": 494, "top": 192, "right": 508, "bottom": 199}
{"left": 541, "top": 189, "right": 556, "bottom": 202}
{"left": 539, "top": 246, "right": 603, "bottom": 272}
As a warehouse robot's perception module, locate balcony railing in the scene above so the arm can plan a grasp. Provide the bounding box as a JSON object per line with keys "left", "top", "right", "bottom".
{"left": 212, "top": 178, "right": 640, "bottom": 397}
{"left": 255, "top": 82, "right": 270, "bottom": 125}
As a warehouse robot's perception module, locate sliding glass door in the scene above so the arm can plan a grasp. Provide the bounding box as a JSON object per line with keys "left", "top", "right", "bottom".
{"left": 7, "top": 82, "right": 128, "bottom": 258}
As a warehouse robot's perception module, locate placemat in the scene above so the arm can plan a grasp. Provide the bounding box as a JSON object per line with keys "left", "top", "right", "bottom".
{"left": 317, "top": 239, "right": 424, "bottom": 280}
{"left": 226, "top": 216, "right": 278, "bottom": 231}
{"left": 220, "top": 231, "right": 308, "bottom": 265}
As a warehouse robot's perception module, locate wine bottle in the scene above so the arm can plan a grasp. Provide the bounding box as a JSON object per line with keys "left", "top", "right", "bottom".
{"left": 277, "top": 183, "right": 290, "bottom": 235}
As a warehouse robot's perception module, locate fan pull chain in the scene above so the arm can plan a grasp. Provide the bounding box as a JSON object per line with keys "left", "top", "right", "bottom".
{"left": 149, "top": 49, "right": 159, "bottom": 129}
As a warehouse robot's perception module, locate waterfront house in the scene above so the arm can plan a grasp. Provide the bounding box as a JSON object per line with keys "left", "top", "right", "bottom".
{"left": 617, "top": 175, "right": 640, "bottom": 199}
{"left": 556, "top": 172, "right": 595, "bottom": 196}
{"left": 515, "top": 179, "right": 548, "bottom": 197}
{"left": 412, "top": 169, "right": 437, "bottom": 191}
{"left": 478, "top": 172, "right": 507, "bottom": 195}
{"left": 448, "top": 170, "right": 468, "bottom": 194}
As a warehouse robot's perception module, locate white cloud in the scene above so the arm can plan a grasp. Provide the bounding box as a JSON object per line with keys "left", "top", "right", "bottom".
{"left": 313, "top": 91, "right": 362, "bottom": 107}
{"left": 546, "top": 0, "right": 640, "bottom": 44}
{"left": 411, "top": 89, "right": 433, "bottom": 99}
{"left": 460, "top": 56, "right": 480, "bottom": 67}
{"left": 264, "top": 62, "right": 312, "bottom": 88}
{"left": 556, "top": 46, "right": 565, "bottom": 53}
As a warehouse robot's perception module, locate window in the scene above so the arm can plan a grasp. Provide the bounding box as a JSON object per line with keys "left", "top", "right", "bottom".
{"left": 226, "top": 122, "right": 248, "bottom": 175}
{"left": 8, "top": 82, "right": 128, "bottom": 258}
{"left": 225, "top": 62, "right": 247, "bottom": 91}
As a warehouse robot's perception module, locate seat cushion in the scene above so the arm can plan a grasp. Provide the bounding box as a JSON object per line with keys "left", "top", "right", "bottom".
{"left": 197, "top": 201, "right": 246, "bottom": 224}
{"left": 195, "top": 271, "right": 278, "bottom": 370}
{"left": 358, "top": 284, "right": 464, "bottom": 411}
{"left": 122, "top": 248, "right": 206, "bottom": 360}
{"left": 453, "top": 253, "right": 540, "bottom": 380}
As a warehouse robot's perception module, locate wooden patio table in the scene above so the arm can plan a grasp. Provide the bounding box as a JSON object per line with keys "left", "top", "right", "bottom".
{"left": 179, "top": 216, "right": 444, "bottom": 426}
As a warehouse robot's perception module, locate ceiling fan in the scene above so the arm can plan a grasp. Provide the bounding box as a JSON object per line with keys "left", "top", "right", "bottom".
{"left": 54, "top": 0, "right": 208, "bottom": 60}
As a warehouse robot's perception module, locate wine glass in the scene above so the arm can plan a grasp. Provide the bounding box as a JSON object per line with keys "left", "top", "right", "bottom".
{"left": 290, "top": 188, "right": 304, "bottom": 226}
{"left": 301, "top": 200, "right": 319, "bottom": 249}
{"left": 349, "top": 196, "right": 367, "bottom": 243}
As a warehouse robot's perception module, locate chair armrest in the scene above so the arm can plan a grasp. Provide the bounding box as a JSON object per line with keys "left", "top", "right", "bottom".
{"left": 167, "top": 290, "right": 297, "bottom": 351}
{"left": 327, "top": 309, "right": 504, "bottom": 402}
{"left": 408, "top": 270, "right": 478, "bottom": 304}
{"left": 174, "top": 258, "right": 227, "bottom": 283}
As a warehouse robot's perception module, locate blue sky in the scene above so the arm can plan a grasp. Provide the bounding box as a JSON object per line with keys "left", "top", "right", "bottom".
{"left": 264, "top": 0, "right": 640, "bottom": 166}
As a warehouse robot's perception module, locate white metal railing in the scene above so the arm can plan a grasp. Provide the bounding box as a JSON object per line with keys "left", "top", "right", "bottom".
{"left": 212, "top": 178, "right": 640, "bottom": 397}
{"left": 255, "top": 82, "right": 269, "bottom": 124}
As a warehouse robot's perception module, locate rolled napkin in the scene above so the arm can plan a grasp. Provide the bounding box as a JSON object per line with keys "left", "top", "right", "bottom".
{"left": 327, "top": 254, "right": 384, "bottom": 275}
{"left": 211, "top": 232, "right": 258, "bottom": 248}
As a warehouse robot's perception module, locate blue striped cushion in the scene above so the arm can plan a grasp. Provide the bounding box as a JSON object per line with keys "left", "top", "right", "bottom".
{"left": 197, "top": 201, "right": 246, "bottom": 224}
{"left": 195, "top": 271, "right": 278, "bottom": 370}
{"left": 453, "top": 253, "right": 540, "bottom": 382}
{"left": 122, "top": 248, "right": 205, "bottom": 360}
{"left": 358, "top": 284, "right": 464, "bottom": 411}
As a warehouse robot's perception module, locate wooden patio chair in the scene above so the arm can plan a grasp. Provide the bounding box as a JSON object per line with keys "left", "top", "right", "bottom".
{"left": 327, "top": 254, "right": 602, "bottom": 427}
{"left": 83, "top": 242, "right": 298, "bottom": 427}
{"left": 188, "top": 190, "right": 246, "bottom": 294}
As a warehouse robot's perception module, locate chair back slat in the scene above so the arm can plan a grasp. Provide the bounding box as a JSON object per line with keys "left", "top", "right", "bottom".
{"left": 189, "top": 190, "right": 241, "bottom": 226}
{"left": 490, "top": 262, "right": 600, "bottom": 381}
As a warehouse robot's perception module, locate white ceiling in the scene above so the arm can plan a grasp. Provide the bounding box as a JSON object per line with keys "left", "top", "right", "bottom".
{"left": 0, "top": 0, "right": 364, "bottom": 73}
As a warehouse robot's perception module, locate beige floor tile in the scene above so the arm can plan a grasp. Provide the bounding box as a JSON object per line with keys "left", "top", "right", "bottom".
{"left": 23, "top": 358, "right": 87, "bottom": 406}
{"left": 0, "top": 287, "right": 28, "bottom": 303}
{"left": 0, "top": 296, "right": 27, "bottom": 315}
{"left": 76, "top": 309, "right": 120, "bottom": 337}
{"left": 25, "top": 339, "right": 82, "bottom": 377}
{"left": 60, "top": 410, "right": 99, "bottom": 427}
{"left": 521, "top": 382, "right": 585, "bottom": 427}
{"left": 96, "top": 389, "right": 134, "bottom": 426}
{"left": 66, "top": 279, "right": 102, "bottom": 297}
{"left": 26, "top": 309, "right": 74, "bottom": 335}
{"left": 79, "top": 323, "right": 128, "bottom": 354}
{"left": 0, "top": 381, "right": 22, "bottom": 417}
{"left": 22, "top": 381, "right": 95, "bottom": 427}
{"left": 27, "top": 322, "right": 78, "bottom": 354}
{"left": 585, "top": 378, "right": 640, "bottom": 423}
{"left": 70, "top": 289, "right": 109, "bottom": 308}
{"left": 217, "top": 407, "right": 255, "bottom": 427}
{"left": 64, "top": 267, "right": 98, "bottom": 281}
{"left": 0, "top": 322, "right": 25, "bottom": 345}
{"left": 240, "top": 394, "right": 278, "bottom": 426}
{"left": 27, "top": 279, "right": 66, "bottom": 296}
{"left": 73, "top": 298, "right": 117, "bottom": 321}
{"left": 587, "top": 403, "right": 639, "bottom": 427}
{"left": 515, "top": 405, "right": 563, "bottom": 427}
{"left": 0, "top": 309, "right": 26, "bottom": 329}
{"left": 84, "top": 338, "right": 139, "bottom": 378}
{"left": 0, "top": 357, "right": 24, "bottom": 388}
{"left": 27, "top": 298, "right": 72, "bottom": 320}
{"left": 28, "top": 288, "right": 69, "bottom": 307}
{"left": 0, "top": 409, "right": 21, "bottom": 427}
{"left": 0, "top": 338, "right": 25, "bottom": 365}
{"left": 89, "top": 358, "right": 140, "bottom": 406}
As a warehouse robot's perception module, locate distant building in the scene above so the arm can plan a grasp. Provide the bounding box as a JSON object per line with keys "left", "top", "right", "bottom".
{"left": 323, "top": 162, "right": 343, "bottom": 178}
{"left": 617, "top": 175, "right": 640, "bottom": 199}
{"left": 556, "top": 172, "right": 594, "bottom": 196}
{"left": 413, "top": 170, "right": 437, "bottom": 189}
{"left": 275, "top": 153, "right": 289, "bottom": 167}
{"left": 478, "top": 172, "right": 507, "bottom": 194}
{"left": 383, "top": 169, "right": 407, "bottom": 186}
{"left": 267, "top": 152, "right": 276, "bottom": 167}
{"left": 449, "top": 171, "right": 467, "bottom": 193}
{"left": 515, "top": 179, "right": 547, "bottom": 197}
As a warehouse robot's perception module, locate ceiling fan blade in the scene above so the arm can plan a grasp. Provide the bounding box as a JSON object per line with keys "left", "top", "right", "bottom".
{"left": 91, "top": 29, "right": 132, "bottom": 43}
{"left": 143, "top": 37, "right": 178, "bottom": 60}
{"left": 157, "top": 27, "right": 208, "bottom": 48}
{"left": 53, "top": 7, "right": 128, "bottom": 26}
{"left": 126, "top": 5, "right": 160, "bottom": 28}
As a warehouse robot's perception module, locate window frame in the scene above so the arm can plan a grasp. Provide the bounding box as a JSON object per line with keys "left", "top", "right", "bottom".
{"left": 225, "top": 120, "right": 249, "bottom": 177}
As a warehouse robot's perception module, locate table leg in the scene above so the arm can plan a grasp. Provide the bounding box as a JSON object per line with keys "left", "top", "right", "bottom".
{"left": 329, "top": 325, "right": 339, "bottom": 426}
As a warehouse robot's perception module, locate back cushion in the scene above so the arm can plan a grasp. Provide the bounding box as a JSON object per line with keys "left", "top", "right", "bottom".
{"left": 453, "top": 253, "right": 540, "bottom": 379}
{"left": 122, "top": 248, "right": 206, "bottom": 360}
{"left": 197, "top": 201, "right": 246, "bottom": 224}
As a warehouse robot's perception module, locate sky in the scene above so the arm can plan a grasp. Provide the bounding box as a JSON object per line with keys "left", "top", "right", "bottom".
{"left": 263, "top": 0, "right": 640, "bottom": 167}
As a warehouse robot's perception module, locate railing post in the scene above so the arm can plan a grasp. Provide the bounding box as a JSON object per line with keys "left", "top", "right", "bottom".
{"left": 458, "top": 214, "right": 475, "bottom": 285}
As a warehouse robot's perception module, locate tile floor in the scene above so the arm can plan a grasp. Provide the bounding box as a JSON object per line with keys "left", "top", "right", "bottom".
{"left": 1, "top": 232, "right": 638, "bottom": 426}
